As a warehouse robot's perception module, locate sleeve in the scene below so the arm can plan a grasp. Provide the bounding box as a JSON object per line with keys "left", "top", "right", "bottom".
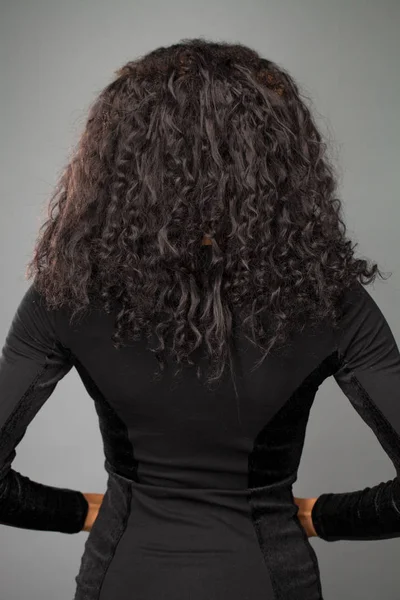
{"left": 0, "top": 283, "right": 89, "bottom": 534}
{"left": 311, "top": 280, "right": 400, "bottom": 542}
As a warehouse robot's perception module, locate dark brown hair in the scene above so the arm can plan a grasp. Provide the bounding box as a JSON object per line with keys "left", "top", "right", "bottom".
{"left": 26, "top": 37, "right": 389, "bottom": 391}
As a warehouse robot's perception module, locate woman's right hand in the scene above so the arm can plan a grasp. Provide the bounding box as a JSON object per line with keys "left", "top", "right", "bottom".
{"left": 81, "top": 493, "right": 104, "bottom": 532}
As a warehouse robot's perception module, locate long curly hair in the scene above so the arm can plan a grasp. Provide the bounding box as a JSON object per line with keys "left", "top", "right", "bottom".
{"left": 26, "top": 37, "right": 389, "bottom": 391}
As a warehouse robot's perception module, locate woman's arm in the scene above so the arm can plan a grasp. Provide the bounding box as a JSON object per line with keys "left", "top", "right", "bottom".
{"left": 0, "top": 283, "right": 89, "bottom": 534}
{"left": 311, "top": 281, "right": 400, "bottom": 541}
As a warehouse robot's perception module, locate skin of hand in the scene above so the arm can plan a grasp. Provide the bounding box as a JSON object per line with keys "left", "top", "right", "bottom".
{"left": 293, "top": 496, "right": 319, "bottom": 537}
{"left": 82, "top": 493, "right": 105, "bottom": 532}
{"left": 81, "top": 493, "right": 318, "bottom": 535}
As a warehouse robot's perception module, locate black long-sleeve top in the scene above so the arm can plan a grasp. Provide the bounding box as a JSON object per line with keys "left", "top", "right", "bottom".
{"left": 0, "top": 273, "right": 399, "bottom": 599}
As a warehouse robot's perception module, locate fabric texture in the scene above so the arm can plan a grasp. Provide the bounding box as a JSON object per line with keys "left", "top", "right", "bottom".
{"left": 1, "top": 263, "right": 400, "bottom": 598}
{"left": 0, "top": 285, "right": 89, "bottom": 533}
{"left": 311, "top": 282, "right": 400, "bottom": 541}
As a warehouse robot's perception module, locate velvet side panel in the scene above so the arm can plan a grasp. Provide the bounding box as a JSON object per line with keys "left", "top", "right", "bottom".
{"left": 72, "top": 358, "right": 138, "bottom": 600}
{"left": 247, "top": 351, "right": 340, "bottom": 599}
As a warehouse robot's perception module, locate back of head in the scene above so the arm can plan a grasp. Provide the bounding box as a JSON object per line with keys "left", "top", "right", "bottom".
{"left": 27, "top": 37, "right": 386, "bottom": 387}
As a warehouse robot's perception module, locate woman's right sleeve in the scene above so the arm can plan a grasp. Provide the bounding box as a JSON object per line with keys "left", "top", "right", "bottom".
{"left": 0, "top": 284, "right": 89, "bottom": 534}
{"left": 311, "top": 281, "right": 400, "bottom": 541}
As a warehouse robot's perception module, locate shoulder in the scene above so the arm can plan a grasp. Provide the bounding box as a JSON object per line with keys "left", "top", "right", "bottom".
{"left": 334, "top": 280, "right": 398, "bottom": 368}
{"left": 18, "top": 281, "right": 46, "bottom": 309}
{"left": 337, "top": 280, "right": 388, "bottom": 327}
{"left": 14, "top": 282, "right": 54, "bottom": 324}
{"left": 3, "top": 282, "right": 64, "bottom": 358}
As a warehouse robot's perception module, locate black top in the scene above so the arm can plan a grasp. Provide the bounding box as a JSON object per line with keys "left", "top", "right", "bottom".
{"left": 1, "top": 257, "right": 400, "bottom": 599}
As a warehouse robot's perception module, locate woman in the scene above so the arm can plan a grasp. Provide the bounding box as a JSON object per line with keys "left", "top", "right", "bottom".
{"left": 0, "top": 38, "right": 399, "bottom": 600}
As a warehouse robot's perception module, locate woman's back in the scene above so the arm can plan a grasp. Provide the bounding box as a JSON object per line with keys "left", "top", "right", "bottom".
{"left": 1, "top": 252, "right": 400, "bottom": 599}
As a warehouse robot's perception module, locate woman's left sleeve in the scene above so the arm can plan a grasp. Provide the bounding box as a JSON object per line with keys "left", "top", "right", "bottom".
{"left": 311, "top": 281, "right": 400, "bottom": 541}
{"left": 0, "top": 283, "right": 89, "bottom": 534}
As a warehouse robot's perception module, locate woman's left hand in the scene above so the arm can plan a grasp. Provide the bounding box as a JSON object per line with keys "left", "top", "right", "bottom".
{"left": 293, "top": 496, "right": 318, "bottom": 538}
{"left": 81, "top": 493, "right": 105, "bottom": 532}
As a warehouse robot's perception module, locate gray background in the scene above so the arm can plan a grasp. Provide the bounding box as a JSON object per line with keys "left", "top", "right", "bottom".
{"left": 1, "top": 1, "right": 399, "bottom": 598}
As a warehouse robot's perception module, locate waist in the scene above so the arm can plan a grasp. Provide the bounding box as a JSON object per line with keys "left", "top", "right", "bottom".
{"left": 105, "top": 460, "right": 297, "bottom": 518}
